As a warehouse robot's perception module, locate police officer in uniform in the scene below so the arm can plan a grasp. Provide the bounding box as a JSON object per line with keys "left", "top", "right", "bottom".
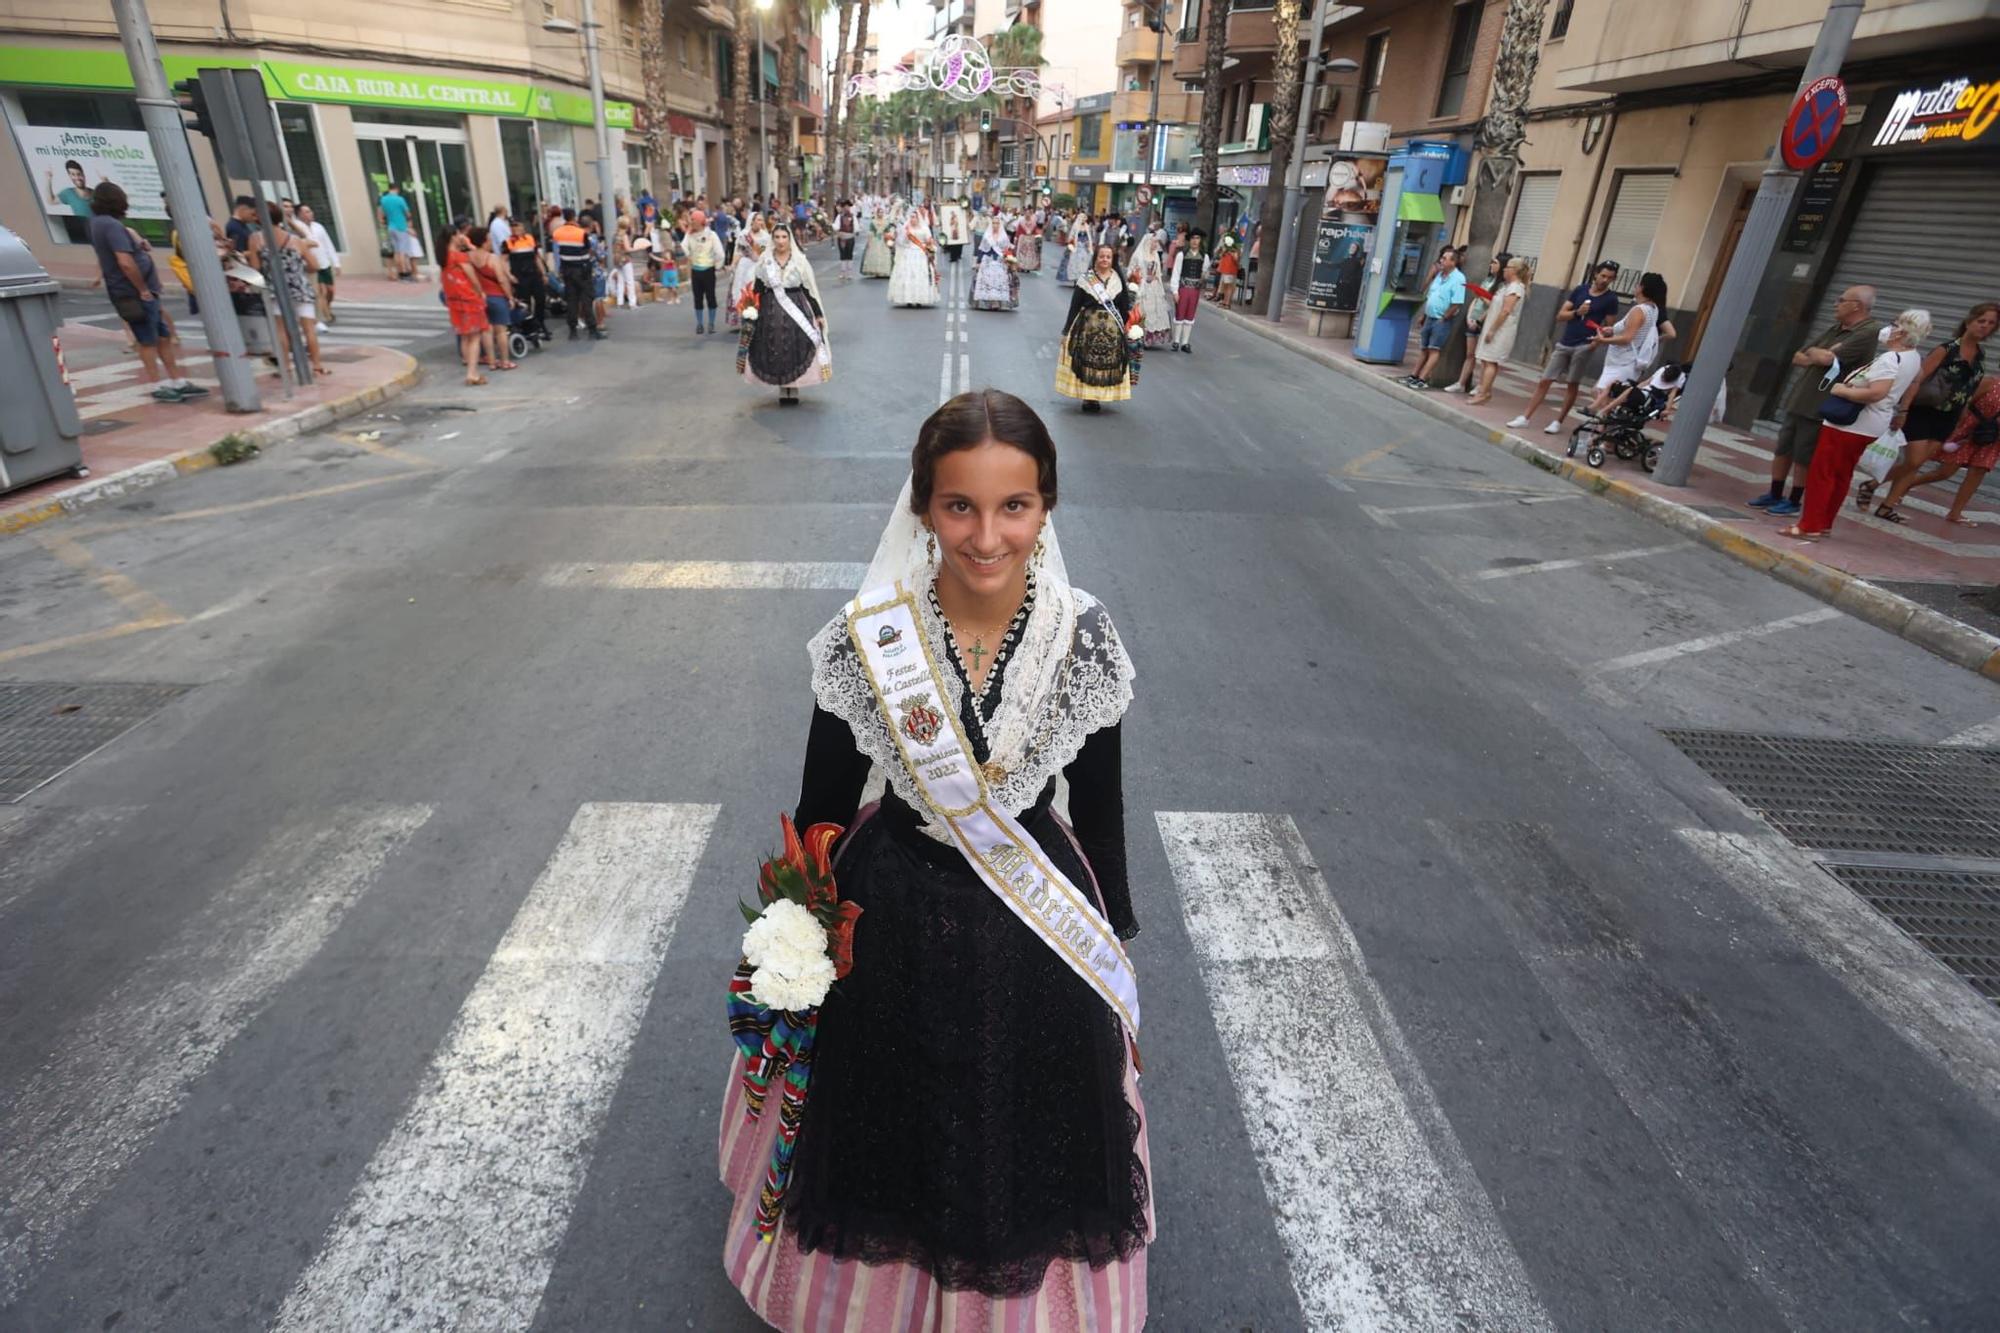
{"left": 550, "top": 208, "right": 602, "bottom": 340}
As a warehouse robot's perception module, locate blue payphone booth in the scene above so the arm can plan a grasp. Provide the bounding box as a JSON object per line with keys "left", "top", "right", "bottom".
{"left": 1354, "top": 143, "right": 1458, "bottom": 364}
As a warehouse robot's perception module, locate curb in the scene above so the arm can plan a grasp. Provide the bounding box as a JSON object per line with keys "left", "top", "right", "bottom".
{"left": 0, "top": 352, "right": 425, "bottom": 538}
{"left": 1217, "top": 304, "right": 2000, "bottom": 683}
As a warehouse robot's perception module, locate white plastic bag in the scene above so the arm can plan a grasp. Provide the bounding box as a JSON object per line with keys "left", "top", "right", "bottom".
{"left": 1857, "top": 428, "right": 1904, "bottom": 485}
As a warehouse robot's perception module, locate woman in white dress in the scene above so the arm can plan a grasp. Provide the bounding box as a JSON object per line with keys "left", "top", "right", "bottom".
{"left": 1468, "top": 257, "right": 1532, "bottom": 405}
{"left": 728, "top": 214, "right": 769, "bottom": 329}
{"left": 888, "top": 205, "right": 939, "bottom": 308}
{"left": 860, "top": 205, "right": 895, "bottom": 279}
{"left": 1126, "top": 231, "right": 1173, "bottom": 350}
{"left": 969, "top": 213, "right": 1019, "bottom": 312}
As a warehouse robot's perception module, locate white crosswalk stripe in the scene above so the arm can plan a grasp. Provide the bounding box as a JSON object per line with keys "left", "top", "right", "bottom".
{"left": 71, "top": 301, "right": 453, "bottom": 349}
{"left": 1156, "top": 811, "right": 1553, "bottom": 1332}
{"left": 272, "top": 802, "right": 718, "bottom": 1332}
{"left": 0, "top": 806, "right": 138, "bottom": 918}
{"left": 0, "top": 805, "right": 432, "bottom": 1306}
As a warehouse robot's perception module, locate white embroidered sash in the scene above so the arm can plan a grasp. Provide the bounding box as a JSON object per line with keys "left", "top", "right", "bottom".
{"left": 848, "top": 583, "right": 1140, "bottom": 1036}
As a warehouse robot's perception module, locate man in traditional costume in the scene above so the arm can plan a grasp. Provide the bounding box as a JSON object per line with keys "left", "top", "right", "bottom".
{"left": 1168, "top": 229, "right": 1207, "bottom": 354}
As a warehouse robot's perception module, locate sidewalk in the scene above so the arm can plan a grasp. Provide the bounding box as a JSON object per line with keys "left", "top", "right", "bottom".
{"left": 1216, "top": 298, "right": 2000, "bottom": 678}
{"left": 0, "top": 316, "right": 420, "bottom": 535}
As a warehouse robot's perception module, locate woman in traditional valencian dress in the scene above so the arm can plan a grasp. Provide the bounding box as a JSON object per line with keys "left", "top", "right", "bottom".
{"left": 860, "top": 204, "right": 895, "bottom": 279}
{"left": 1015, "top": 210, "right": 1042, "bottom": 275}
{"left": 1057, "top": 245, "right": 1139, "bottom": 413}
{"left": 888, "top": 204, "right": 940, "bottom": 308}
{"left": 737, "top": 222, "right": 830, "bottom": 407}
{"left": 969, "top": 213, "right": 1019, "bottom": 313}
{"left": 1126, "top": 232, "right": 1174, "bottom": 350}
{"left": 729, "top": 214, "right": 769, "bottom": 328}
{"left": 720, "top": 388, "right": 1151, "bottom": 1332}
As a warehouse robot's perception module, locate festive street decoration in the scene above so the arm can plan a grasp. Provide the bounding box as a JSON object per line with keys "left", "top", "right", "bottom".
{"left": 845, "top": 34, "right": 1055, "bottom": 104}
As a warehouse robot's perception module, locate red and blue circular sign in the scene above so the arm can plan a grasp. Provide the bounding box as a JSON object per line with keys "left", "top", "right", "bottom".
{"left": 1781, "top": 76, "right": 1848, "bottom": 171}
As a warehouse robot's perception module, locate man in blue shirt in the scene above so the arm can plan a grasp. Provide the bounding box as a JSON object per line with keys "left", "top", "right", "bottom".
{"left": 1508, "top": 260, "right": 1621, "bottom": 434}
{"left": 378, "top": 183, "right": 419, "bottom": 281}
{"left": 712, "top": 202, "right": 738, "bottom": 264}
{"left": 86, "top": 181, "right": 206, "bottom": 403}
{"left": 1404, "top": 246, "right": 1466, "bottom": 388}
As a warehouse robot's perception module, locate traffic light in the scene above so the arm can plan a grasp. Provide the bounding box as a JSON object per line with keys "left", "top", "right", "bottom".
{"left": 979, "top": 109, "right": 993, "bottom": 134}
{"left": 172, "top": 78, "right": 214, "bottom": 139}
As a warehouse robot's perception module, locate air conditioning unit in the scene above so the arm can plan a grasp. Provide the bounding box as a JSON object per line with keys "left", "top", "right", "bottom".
{"left": 1339, "top": 120, "right": 1390, "bottom": 153}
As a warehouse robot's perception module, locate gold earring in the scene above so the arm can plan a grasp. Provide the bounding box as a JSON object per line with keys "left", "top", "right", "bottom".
{"left": 926, "top": 531, "right": 937, "bottom": 564}
{"left": 1032, "top": 531, "right": 1046, "bottom": 564}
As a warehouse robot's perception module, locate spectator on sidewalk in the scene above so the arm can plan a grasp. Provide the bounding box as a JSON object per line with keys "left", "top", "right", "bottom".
{"left": 1507, "top": 261, "right": 1621, "bottom": 435}
{"left": 87, "top": 181, "right": 207, "bottom": 403}
{"left": 1449, "top": 252, "right": 1510, "bottom": 395}
{"left": 1588, "top": 271, "right": 1671, "bottom": 414}
{"left": 471, "top": 228, "right": 518, "bottom": 372}
{"left": 1468, "top": 257, "right": 1531, "bottom": 405}
{"left": 487, "top": 205, "right": 512, "bottom": 258}
{"left": 1748, "top": 285, "right": 1879, "bottom": 516}
{"left": 1404, "top": 247, "right": 1465, "bottom": 389}
{"left": 380, "top": 182, "right": 420, "bottom": 281}
{"left": 1872, "top": 373, "right": 2000, "bottom": 526}
{"left": 441, "top": 217, "right": 491, "bottom": 385}
{"left": 297, "top": 204, "right": 340, "bottom": 327}
{"left": 226, "top": 196, "right": 257, "bottom": 254}
{"left": 1863, "top": 301, "right": 1998, "bottom": 515}
{"left": 1779, "top": 308, "right": 1929, "bottom": 541}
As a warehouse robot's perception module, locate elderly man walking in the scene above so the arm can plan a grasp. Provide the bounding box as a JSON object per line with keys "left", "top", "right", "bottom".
{"left": 1746, "top": 285, "right": 1881, "bottom": 516}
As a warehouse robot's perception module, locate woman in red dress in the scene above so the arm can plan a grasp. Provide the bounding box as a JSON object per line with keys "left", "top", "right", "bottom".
{"left": 440, "top": 217, "right": 490, "bottom": 386}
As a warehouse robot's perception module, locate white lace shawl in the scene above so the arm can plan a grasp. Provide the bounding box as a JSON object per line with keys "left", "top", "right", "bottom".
{"left": 807, "top": 583, "right": 1135, "bottom": 842}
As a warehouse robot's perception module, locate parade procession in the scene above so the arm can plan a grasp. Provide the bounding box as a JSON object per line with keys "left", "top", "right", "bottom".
{"left": 5, "top": 2, "right": 2000, "bottom": 1331}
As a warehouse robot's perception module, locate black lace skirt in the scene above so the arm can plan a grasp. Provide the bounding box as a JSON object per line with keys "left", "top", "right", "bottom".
{"left": 745, "top": 283, "right": 822, "bottom": 386}
{"left": 782, "top": 789, "right": 1149, "bottom": 1298}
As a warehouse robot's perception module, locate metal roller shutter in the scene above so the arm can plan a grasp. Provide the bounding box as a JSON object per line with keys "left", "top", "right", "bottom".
{"left": 1808, "top": 158, "right": 2000, "bottom": 339}
{"left": 1596, "top": 171, "right": 1672, "bottom": 295}
{"left": 1289, "top": 195, "right": 1323, "bottom": 292}
{"left": 1503, "top": 172, "right": 1559, "bottom": 271}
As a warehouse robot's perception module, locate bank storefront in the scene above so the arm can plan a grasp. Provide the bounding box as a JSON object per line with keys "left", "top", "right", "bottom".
{"left": 0, "top": 41, "right": 634, "bottom": 277}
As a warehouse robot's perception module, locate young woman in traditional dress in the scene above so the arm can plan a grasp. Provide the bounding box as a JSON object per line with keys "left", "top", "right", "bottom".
{"left": 720, "top": 388, "right": 1150, "bottom": 1332}
{"left": 1125, "top": 231, "right": 1173, "bottom": 351}
{"left": 860, "top": 205, "right": 895, "bottom": 279}
{"left": 888, "top": 204, "right": 940, "bottom": 308}
{"left": 737, "top": 222, "right": 830, "bottom": 406}
{"left": 1057, "top": 245, "right": 1140, "bottom": 414}
{"left": 1167, "top": 229, "right": 1207, "bottom": 354}
{"left": 1062, "top": 215, "right": 1093, "bottom": 287}
{"left": 1014, "top": 211, "right": 1042, "bottom": 275}
{"left": 728, "top": 214, "right": 769, "bottom": 328}
{"left": 968, "top": 213, "right": 1019, "bottom": 313}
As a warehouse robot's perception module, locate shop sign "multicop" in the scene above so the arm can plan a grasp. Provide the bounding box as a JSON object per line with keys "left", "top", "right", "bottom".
{"left": 1870, "top": 75, "right": 2000, "bottom": 149}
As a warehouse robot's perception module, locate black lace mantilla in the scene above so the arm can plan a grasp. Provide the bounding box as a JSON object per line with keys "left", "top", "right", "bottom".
{"left": 783, "top": 597, "right": 1148, "bottom": 1297}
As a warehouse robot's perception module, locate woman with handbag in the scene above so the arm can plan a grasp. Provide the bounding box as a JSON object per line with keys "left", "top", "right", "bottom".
{"left": 1780, "top": 308, "right": 1931, "bottom": 540}
{"left": 1870, "top": 375, "right": 2000, "bottom": 525}
{"left": 1862, "top": 301, "right": 1997, "bottom": 516}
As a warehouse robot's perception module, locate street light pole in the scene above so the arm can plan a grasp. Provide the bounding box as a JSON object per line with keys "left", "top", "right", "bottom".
{"left": 756, "top": 0, "right": 772, "bottom": 204}
{"left": 1654, "top": 0, "right": 1864, "bottom": 485}
{"left": 575, "top": 0, "right": 619, "bottom": 228}
{"left": 1141, "top": 0, "right": 1164, "bottom": 214}
{"left": 1267, "top": 0, "right": 1335, "bottom": 324}
{"left": 107, "top": 0, "right": 260, "bottom": 412}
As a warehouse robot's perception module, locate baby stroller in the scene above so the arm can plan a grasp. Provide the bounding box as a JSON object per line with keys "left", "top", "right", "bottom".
{"left": 1567, "top": 379, "right": 1673, "bottom": 473}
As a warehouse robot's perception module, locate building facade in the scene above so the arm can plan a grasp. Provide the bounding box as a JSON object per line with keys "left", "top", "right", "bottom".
{"left": 0, "top": 0, "right": 820, "bottom": 280}
{"left": 1493, "top": 0, "right": 2000, "bottom": 423}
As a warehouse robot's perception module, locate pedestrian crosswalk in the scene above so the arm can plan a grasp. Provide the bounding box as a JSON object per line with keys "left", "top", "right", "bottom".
{"left": 2, "top": 796, "right": 1996, "bottom": 1327}
{"left": 69, "top": 300, "right": 454, "bottom": 351}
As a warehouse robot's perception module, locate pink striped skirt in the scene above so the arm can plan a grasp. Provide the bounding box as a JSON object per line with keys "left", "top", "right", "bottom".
{"left": 718, "top": 1053, "right": 1154, "bottom": 1331}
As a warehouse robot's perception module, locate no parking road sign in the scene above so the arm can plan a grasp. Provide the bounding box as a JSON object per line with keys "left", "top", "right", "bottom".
{"left": 1782, "top": 76, "right": 1848, "bottom": 171}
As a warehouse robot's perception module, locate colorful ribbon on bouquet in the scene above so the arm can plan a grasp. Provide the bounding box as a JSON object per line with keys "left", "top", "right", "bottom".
{"left": 727, "top": 962, "right": 821, "bottom": 1240}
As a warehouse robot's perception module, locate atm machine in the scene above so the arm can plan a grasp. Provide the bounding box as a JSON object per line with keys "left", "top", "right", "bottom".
{"left": 1353, "top": 144, "right": 1455, "bottom": 364}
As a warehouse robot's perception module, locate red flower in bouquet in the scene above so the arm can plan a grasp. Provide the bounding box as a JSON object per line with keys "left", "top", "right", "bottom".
{"left": 745, "top": 814, "right": 861, "bottom": 981}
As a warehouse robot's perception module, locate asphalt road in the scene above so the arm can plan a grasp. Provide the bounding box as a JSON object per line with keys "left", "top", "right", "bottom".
{"left": 5, "top": 245, "right": 2000, "bottom": 1331}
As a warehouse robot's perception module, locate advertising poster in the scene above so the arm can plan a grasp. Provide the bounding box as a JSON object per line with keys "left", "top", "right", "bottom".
{"left": 1306, "top": 218, "right": 1373, "bottom": 313}
{"left": 1324, "top": 155, "right": 1386, "bottom": 218}
{"left": 15, "top": 126, "right": 168, "bottom": 221}
{"left": 542, "top": 148, "right": 579, "bottom": 211}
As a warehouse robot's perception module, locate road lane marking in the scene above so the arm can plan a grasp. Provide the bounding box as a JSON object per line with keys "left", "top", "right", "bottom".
{"left": 958, "top": 352, "right": 970, "bottom": 395}
{"left": 1941, "top": 715, "right": 2000, "bottom": 747}
{"left": 1679, "top": 829, "right": 2000, "bottom": 1121}
{"left": 272, "top": 802, "right": 719, "bottom": 1332}
{"left": 1588, "top": 607, "right": 1842, "bottom": 674}
{"left": 75, "top": 472, "right": 431, "bottom": 539}
{"left": 940, "top": 352, "right": 953, "bottom": 404}
{"left": 1473, "top": 542, "right": 1687, "bottom": 581}
{"left": 540, "top": 560, "right": 867, "bottom": 590}
{"left": 39, "top": 533, "right": 180, "bottom": 624}
{"left": 0, "top": 805, "right": 431, "bottom": 1304}
{"left": 1156, "top": 812, "right": 1554, "bottom": 1332}
{"left": 1363, "top": 494, "right": 1582, "bottom": 525}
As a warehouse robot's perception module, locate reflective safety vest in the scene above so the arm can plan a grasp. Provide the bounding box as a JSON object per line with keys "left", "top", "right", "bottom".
{"left": 551, "top": 222, "right": 590, "bottom": 266}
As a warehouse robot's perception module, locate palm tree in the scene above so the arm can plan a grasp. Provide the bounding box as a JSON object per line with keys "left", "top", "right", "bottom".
{"left": 1249, "top": 0, "right": 1301, "bottom": 316}
{"left": 1460, "top": 0, "right": 1549, "bottom": 279}
{"left": 826, "top": 0, "right": 855, "bottom": 198}
{"left": 730, "top": 0, "right": 753, "bottom": 200}
{"left": 776, "top": 0, "right": 832, "bottom": 201}
{"left": 640, "top": 0, "right": 670, "bottom": 193}
{"left": 1195, "top": 0, "right": 1233, "bottom": 238}
{"left": 974, "top": 22, "right": 1044, "bottom": 180}
{"left": 841, "top": 0, "right": 874, "bottom": 198}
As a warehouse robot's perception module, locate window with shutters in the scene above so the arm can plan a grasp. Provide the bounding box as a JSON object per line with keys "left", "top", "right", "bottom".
{"left": 1594, "top": 171, "right": 1672, "bottom": 296}
{"left": 1549, "top": 0, "right": 1576, "bottom": 40}
{"left": 1503, "top": 172, "right": 1559, "bottom": 272}
{"left": 1434, "top": 4, "right": 1480, "bottom": 119}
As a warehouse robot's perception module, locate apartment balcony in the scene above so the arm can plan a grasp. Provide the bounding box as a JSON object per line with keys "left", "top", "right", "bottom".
{"left": 688, "top": 0, "right": 735, "bottom": 30}
{"left": 1117, "top": 25, "right": 1176, "bottom": 68}
{"left": 1111, "top": 87, "right": 1203, "bottom": 128}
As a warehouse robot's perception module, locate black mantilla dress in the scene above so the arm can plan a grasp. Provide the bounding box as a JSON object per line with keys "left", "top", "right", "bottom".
{"left": 719, "top": 581, "right": 1152, "bottom": 1331}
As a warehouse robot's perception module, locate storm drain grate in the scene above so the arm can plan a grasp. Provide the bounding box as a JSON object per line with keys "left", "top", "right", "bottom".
{"left": 1823, "top": 865, "right": 2000, "bottom": 1004}
{"left": 0, "top": 681, "right": 193, "bottom": 802}
{"left": 1662, "top": 729, "right": 2000, "bottom": 859}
